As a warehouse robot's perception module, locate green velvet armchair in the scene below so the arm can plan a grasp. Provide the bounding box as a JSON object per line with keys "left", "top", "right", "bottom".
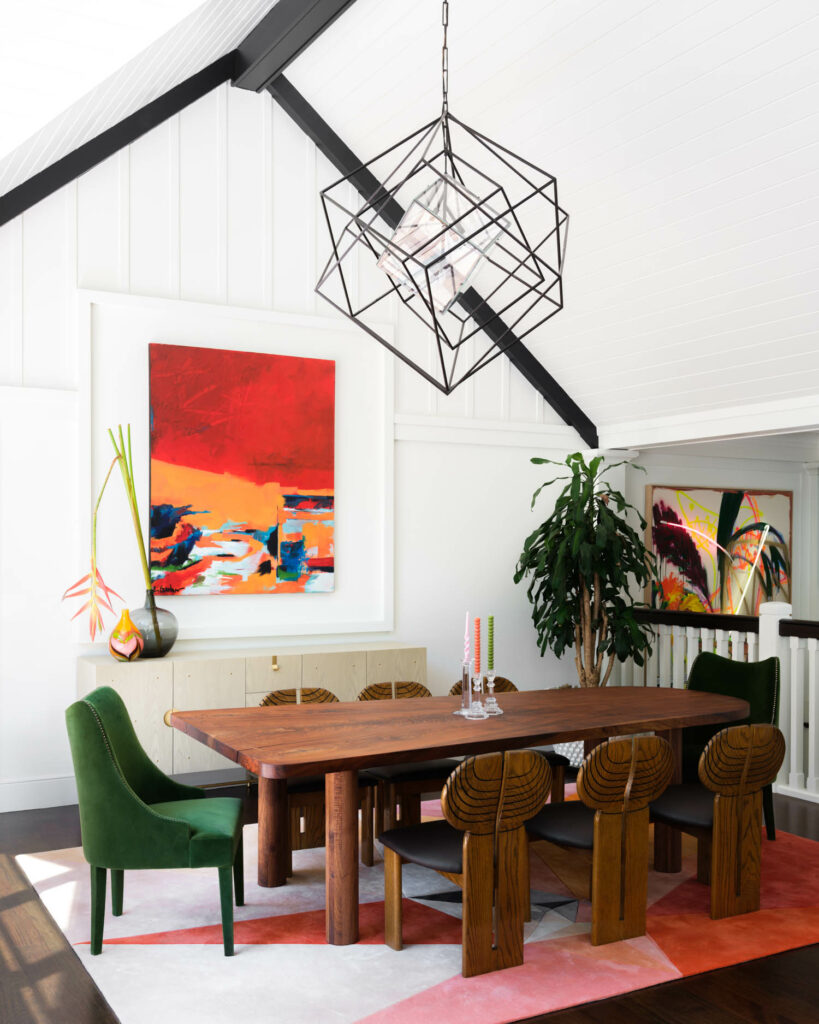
{"left": 66, "top": 686, "right": 244, "bottom": 955}
{"left": 683, "top": 651, "right": 779, "bottom": 839}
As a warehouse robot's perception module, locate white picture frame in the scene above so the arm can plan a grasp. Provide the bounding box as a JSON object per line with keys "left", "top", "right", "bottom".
{"left": 75, "top": 290, "right": 394, "bottom": 643}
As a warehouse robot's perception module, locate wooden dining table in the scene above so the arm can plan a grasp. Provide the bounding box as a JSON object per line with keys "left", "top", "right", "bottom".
{"left": 171, "top": 686, "right": 748, "bottom": 945}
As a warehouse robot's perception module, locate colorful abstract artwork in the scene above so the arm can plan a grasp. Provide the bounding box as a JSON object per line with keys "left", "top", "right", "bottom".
{"left": 648, "top": 486, "right": 791, "bottom": 614}
{"left": 149, "top": 343, "right": 335, "bottom": 596}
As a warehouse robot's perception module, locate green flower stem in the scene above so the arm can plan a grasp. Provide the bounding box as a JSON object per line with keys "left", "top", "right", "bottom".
{"left": 109, "top": 426, "right": 161, "bottom": 646}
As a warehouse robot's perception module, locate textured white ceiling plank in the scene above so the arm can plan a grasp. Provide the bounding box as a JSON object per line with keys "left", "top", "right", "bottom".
{"left": 0, "top": 0, "right": 277, "bottom": 195}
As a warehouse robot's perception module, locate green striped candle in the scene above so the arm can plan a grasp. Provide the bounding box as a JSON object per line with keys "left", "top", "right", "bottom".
{"left": 488, "top": 615, "right": 494, "bottom": 672}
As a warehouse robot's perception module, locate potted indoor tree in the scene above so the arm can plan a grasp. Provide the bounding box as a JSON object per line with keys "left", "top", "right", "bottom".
{"left": 514, "top": 452, "right": 656, "bottom": 687}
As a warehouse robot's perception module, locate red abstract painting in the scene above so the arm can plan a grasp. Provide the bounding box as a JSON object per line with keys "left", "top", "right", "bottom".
{"left": 149, "top": 343, "right": 335, "bottom": 595}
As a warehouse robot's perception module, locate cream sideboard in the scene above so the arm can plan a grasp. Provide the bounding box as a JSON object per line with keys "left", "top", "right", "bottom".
{"left": 77, "top": 643, "right": 427, "bottom": 775}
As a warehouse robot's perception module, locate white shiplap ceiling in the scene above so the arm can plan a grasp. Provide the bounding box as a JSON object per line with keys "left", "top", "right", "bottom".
{"left": 0, "top": 1, "right": 203, "bottom": 160}
{"left": 0, "top": 0, "right": 277, "bottom": 194}
{"left": 3, "top": 0, "right": 817, "bottom": 438}
{"left": 288, "top": 0, "right": 819, "bottom": 432}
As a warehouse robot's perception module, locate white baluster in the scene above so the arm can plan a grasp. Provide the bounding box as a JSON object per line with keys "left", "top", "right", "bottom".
{"left": 686, "top": 626, "right": 699, "bottom": 680}
{"left": 728, "top": 629, "right": 742, "bottom": 661}
{"left": 807, "top": 637, "right": 818, "bottom": 795}
{"left": 715, "top": 628, "right": 729, "bottom": 658}
{"left": 671, "top": 626, "right": 686, "bottom": 688}
{"left": 659, "top": 624, "right": 672, "bottom": 688}
{"left": 789, "top": 636, "right": 805, "bottom": 790}
{"left": 777, "top": 633, "right": 792, "bottom": 787}
{"left": 700, "top": 627, "right": 714, "bottom": 662}
{"left": 746, "top": 630, "right": 757, "bottom": 663}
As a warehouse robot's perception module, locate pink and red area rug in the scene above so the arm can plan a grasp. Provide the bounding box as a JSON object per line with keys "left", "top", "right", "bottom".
{"left": 17, "top": 804, "right": 819, "bottom": 1024}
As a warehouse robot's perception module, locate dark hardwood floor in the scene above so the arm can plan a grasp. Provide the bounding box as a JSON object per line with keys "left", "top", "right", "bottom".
{"left": 0, "top": 792, "right": 816, "bottom": 1024}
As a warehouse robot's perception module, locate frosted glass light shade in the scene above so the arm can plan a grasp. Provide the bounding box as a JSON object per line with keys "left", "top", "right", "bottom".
{"left": 376, "top": 175, "right": 507, "bottom": 313}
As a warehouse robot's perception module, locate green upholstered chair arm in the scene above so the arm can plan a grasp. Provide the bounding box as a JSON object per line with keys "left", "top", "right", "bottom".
{"left": 66, "top": 698, "right": 192, "bottom": 869}
{"left": 682, "top": 652, "right": 779, "bottom": 781}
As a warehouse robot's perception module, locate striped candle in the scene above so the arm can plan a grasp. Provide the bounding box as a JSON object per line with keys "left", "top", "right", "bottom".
{"left": 488, "top": 615, "right": 494, "bottom": 672}
{"left": 474, "top": 617, "right": 481, "bottom": 675}
{"left": 464, "top": 611, "right": 470, "bottom": 664}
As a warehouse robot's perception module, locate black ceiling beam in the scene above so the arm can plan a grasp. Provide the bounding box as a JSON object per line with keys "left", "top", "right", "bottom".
{"left": 0, "top": 54, "right": 236, "bottom": 230}
{"left": 267, "top": 75, "right": 599, "bottom": 448}
{"left": 233, "top": 0, "right": 360, "bottom": 93}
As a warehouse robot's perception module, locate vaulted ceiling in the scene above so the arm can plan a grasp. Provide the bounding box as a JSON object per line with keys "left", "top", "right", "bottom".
{"left": 2, "top": 0, "right": 817, "bottom": 445}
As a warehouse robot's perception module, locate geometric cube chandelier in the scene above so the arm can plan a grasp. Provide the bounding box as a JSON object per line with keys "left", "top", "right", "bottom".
{"left": 316, "top": 0, "right": 569, "bottom": 394}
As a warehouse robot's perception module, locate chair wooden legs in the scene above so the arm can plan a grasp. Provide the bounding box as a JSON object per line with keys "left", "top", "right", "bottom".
{"left": 521, "top": 839, "right": 531, "bottom": 922}
{"left": 384, "top": 847, "right": 403, "bottom": 950}
{"left": 710, "top": 792, "right": 763, "bottom": 919}
{"left": 550, "top": 765, "right": 565, "bottom": 804}
{"left": 762, "top": 784, "right": 776, "bottom": 841}
{"left": 461, "top": 830, "right": 527, "bottom": 977}
{"left": 218, "top": 865, "right": 235, "bottom": 956}
{"left": 590, "top": 808, "right": 650, "bottom": 945}
{"left": 360, "top": 787, "right": 374, "bottom": 866}
{"left": 90, "top": 865, "right": 106, "bottom": 955}
{"left": 374, "top": 781, "right": 386, "bottom": 839}
{"left": 233, "top": 832, "right": 245, "bottom": 906}
{"left": 110, "top": 869, "right": 123, "bottom": 917}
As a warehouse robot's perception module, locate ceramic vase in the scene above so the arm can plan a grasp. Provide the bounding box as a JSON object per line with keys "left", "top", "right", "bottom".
{"left": 108, "top": 608, "right": 144, "bottom": 662}
{"left": 129, "top": 590, "right": 178, "bottom": 658}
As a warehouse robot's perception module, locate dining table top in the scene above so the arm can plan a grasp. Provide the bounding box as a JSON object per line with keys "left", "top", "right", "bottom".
{"left": 170, "top": 686, "right": 749, "bottom": 779}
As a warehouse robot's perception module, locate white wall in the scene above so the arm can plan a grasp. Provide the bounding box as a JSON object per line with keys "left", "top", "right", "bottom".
{"left": 2, "top": 52, "right": 818, "bottom": 809}
{"left": 0, "top": 84, "right": 574, "bottom": 812}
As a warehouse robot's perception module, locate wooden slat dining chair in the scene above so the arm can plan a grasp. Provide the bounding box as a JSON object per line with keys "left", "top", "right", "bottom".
{"left": 381, "top": 750, "right": 551, "bottom": 977}
{"left": 259, "top": 687, "right": 375, "bottom": 868}
{"left": 526, "top": 736, "right": 674, "bottom": 945}
{"left": 650, "top": 724, "right": 785, "bottom": 919}
{"left": 448, "top": 677, "right": 569, "bottom": 804}
{"left": 448, "top": 675, "right": 518, "bottom": 696}
{"left": 357, "top": 682, "right": 460, "bottom": 833}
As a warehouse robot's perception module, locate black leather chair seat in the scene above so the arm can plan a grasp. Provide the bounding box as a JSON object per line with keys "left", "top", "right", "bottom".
{"left": 650, "top": 783, "right": 714, "bottom": 830}
{"left": 286, "top": 771, "right": 375, "bottom": 795}
{"left": 380, "top": 818, "right": 463, "bottom": 874}
{"left": 529, "top": 746, "right": 571, "bottom": 768}
{"left": 526, "top": 801, "right": 595, "bottom": 849}
{"left": 366, "top": 758, "right": 461, "bottom": 783}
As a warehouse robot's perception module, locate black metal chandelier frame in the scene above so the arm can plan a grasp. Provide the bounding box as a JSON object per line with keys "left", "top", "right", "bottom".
{"left": 315, "top": 0, "right": 569, "bottom": 395}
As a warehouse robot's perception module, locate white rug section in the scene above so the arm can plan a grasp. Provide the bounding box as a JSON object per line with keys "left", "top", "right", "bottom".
{"left": 73, "top": 943, "right": 463, "bottom": 1024}
{"left": 17, "top": 825, "right": 388, "bottom": 943}
{"left": 17, "top": 824, "right": 468, "bottom": 1024}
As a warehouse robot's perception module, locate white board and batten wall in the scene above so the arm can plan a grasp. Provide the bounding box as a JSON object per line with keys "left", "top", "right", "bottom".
{"left": 3, "top": 6, "right": 819, "bottom": 811}
{"left": 0, "top": 85, "right": 580, "bottom": 813}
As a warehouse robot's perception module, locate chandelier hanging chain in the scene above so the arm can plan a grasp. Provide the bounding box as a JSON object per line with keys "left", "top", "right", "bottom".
{"left": 441, "top": 0, "right": 457, "bottom": 178}
{"left": 441, "top": 0, "right": 449, "bottom": 118}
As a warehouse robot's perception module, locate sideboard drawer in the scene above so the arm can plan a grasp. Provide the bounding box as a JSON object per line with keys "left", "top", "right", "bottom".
{"left": 301, "top": 651, "right": 366, "bottom": 703}
{"left": 366, "top": 647, "right": 427, "bottom": 688}
{"left": 172, "top": 658, "right": 244, "bottom": 773}
{"left": 245, "top": 653, "right": 302, "bottom": 694}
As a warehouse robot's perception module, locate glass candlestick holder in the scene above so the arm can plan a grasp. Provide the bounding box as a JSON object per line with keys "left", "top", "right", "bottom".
{"left": 454, "top": 660, "right": 473, "bottom": 715}
{"left": 466, "top": 669, "right": 489, "bottom": 719}
{"left": 484, "top": 671, "right": 503, "bottom": 715}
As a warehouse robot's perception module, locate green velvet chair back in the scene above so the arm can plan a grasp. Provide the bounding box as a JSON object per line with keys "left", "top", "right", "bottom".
{"left": 66, "top": 686, "right": 203, "bottom": 870}
{"left": 683, "top": 652, "right": 779, "bottom": 781}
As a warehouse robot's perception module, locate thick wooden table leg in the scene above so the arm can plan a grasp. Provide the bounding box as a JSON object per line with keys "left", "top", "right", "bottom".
{"left": 258, "top": 776, "right": 289, "bottom": 887}
{"left": 654, "top": 727, "right": 682, "bottom": 872}
{"left": 326, "top": 769, "right": 359, "bottom": 945}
